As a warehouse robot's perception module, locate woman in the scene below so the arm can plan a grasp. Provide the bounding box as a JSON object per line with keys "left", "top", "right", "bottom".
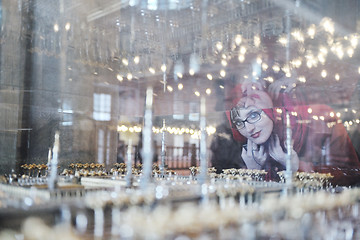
{"left": 228, "top": 81, "right": 360, "bottom": 185}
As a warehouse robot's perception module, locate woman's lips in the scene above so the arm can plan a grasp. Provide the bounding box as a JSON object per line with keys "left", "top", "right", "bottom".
{"left": 251, "top": 131, "right": 261, "bottom": 138}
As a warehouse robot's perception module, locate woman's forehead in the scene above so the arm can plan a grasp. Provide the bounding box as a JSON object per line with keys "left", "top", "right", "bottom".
{"left": 233, "top": 105, "right": 260, "bottom": 117}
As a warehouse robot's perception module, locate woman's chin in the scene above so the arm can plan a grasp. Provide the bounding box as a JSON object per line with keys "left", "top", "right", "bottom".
{"left": 250, "top": 138, "right": 266, "bottom": 145}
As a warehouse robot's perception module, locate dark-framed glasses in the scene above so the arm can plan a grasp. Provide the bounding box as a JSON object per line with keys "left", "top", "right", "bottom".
{"left": 230, "top": 108, "right": 263, "bottom": 130}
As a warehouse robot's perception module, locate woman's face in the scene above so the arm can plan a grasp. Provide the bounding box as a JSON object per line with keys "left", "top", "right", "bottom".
{"left": 232, "top": 106, "right": 274, "bottom": 145}
{"left": 231, "top": 90, "right": 274, "bottom": 145}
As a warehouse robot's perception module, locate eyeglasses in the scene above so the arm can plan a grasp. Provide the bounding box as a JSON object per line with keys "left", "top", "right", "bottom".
{"left": 230, "top": 108, "right": 263, "bottom": 130}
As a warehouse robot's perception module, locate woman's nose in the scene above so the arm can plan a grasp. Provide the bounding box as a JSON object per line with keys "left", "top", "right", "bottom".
{"left": 244, "top": 122, "right": 255, "bottom": 133}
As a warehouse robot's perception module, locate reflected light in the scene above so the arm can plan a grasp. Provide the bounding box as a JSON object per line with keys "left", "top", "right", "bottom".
{"left": 189, "top": 69, "right": 195, "bottom": 76}
{"left": 335, "top": 73, "right": 340, "bottom": 81}
{"left": 350, "top": 35, "right": 358, "bottom": 48}
{"left": 347, "top": 48, "right": 354, "bottom": 57}
{"left": 207, "top": 74, "right": 213, "bottom": 80}
{"left": 134, "top": 56, "right": 140, "bottom": 64}
{"left": 116, "top": 74, "right": 123, "bottom": 81}
{"left": 54, "top": 24, "right": 59, "bottom": 32}
{"left": 206, "top": 88, "right": 211, "bottom": 95}
{"left": 254, "top": 35, "right": 261, "bottom": 47}
{"left": 65, "top": 22, "right": 71, "bottom": 31}
{"left": 216, "top": 42, "right": 223, "bottom": 51}
{"left": 235, "top": 34, "right": 242, "bottom": 45}
{"left": 220, "top": 69, "right": 226, "bottom": 77}
{"left": 149, "top": 67, "right": 155, "bottom": 74}
{"left": 194, "top": 91, "right": 200, "bottom": 97}
{"left": 321, "top": 70, "right": 327, "bottom": 78}
{"left": 178, "top": 83, "right": 183, "bottom": 90}
{"left": 272, "top": 65, "right": 280, "bottom": 73}
{"left": 298, "top": 76, "right": 306, "bottom": 83}
{"left": 291, "top": 29, "right": 304, "bottom": 42}
{"left": 238, "top": 54, "right": 245, "bottom": 63}
{"left": 320, "top": 17, "right": 335, "bottom": 35}
{"left": 307, "top": 24, "right": 316, "bottom": 39}
{"left": 127, "top": 73, "right": 133, "bottom": 81}
{"left": 122, "top": 58, "right": 129, "bottom": 66}
{"left": 256, "top": 56, "right": 262, "bottom": 64}
{"left": 167, "top": 86, "right": 173, "bottom": 92}
{"left": 240, "top": 46, "right": 247, "bottom": 54}
{"left": 278, "top": 37, "right": 287, "bottom": 46}
{"left": 161, "top": 64, "right": 166, "bottom": 72}
{"left": 261, "top": 63, "right": 268, "bottom": 71}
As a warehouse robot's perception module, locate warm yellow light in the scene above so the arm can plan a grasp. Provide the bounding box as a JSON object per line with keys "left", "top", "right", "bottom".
{"left": 298, "top": 76, "right": 306, "bottom": 83}
{"left": 221, "top": 59, "right": 227, "bottom": 66}
{"left": 308, "top": 108, "right": 313, "bottom": 114}
{"left": 319, "top": 46, "right": 328, "bottom": 55}
{"left": 167, "top": 85, "right": 173, "bottom": 92}
{"left": 350, "top": 35, "right": 358, "bottom": 48}
{"left": 330, "top": 112, "right": 335, "bottom": 117}
{"left": 307, "top": 24, "right": 316, "bottom": 39}
{"left": 220, "top": 69, "right": 226, "bottom": 77}
{"left": 238, "top": 55, "right": 245, "bottom": 63}
{"left": 254, "top": 35, "right": 261, "bottom": 47}
{"left": 335, "top": 73, "right": 340, "bottom": 81}
{"left": 117, "top": 74, "right": 123, "bottom": 81}
{"left": 161, "top": 64, "right": 167, "bottom": 72}
{"left": 318, "top": 54, "right": 326, "bottom": 64}
{"left": 65, "top": 22, "right": 71, "bottom": 31}
{"left": 54, "top": 24, "right": 59, "bottom": 32}
{"left": 347, "top": 48, "right": 354, "bottom": 58}
{"left": 240, "top": 46, "right": 247, "bottom": 54}
{"left": 272, "top": 65, "right": 280, "bottom": 73}
{"left": 235, "top": 34, "right": 242, "bottom": 45}
{"left": 262, "top": 63, "right": 268, "bottom": 71}
{"left": 134, "top": 56, "right": 140, "bottom": 64}
{"left": 321, "top": 70, "right": 327, "bottom": 78}
{"left": 206, "top": 88, "right": 211, "bottom": 95}
{"left": 122, "top": 58, "right": 129, "bottom": 66}
{"left": 278, "top": 37, "right": 287, "bottom": 46}
{"left": 265, "top": 77, "right": 274, "bottom": 83}
{"left": 291, "top": 29, "right": 304, "bottom": 42}
{"left": 178, "top": 83, "right": 183, "bottom": 90}
{"left": 177, "top": 72, "right": 183, "bottom": 78}
{"left": 291, "top": 58, "right": 302, "bottom": 68}
{"left": 320, "top": 17, "right": 335, "bottom": 35}
{"left": 194, "top": 91, "right": 200, "bottom": 97}
{"left": 127, "top": 73, "right": 133, "bottom": 81}
{"left": 189, "top": 69, "right": 195, "bottom": 76}
{"left": 336, "top": 112, "right": 341, "bottom": 117}
{"left": 256, "top": 56, "right": 262, "bottom": 64}
{"left": 207, "top": 74, "right": 213, "bottom": 80}
{"left": 149, "top": 67, "right": 155, "bottom": 74}
{"left": 216, "top": 42, "right": 223, "bottom": 51}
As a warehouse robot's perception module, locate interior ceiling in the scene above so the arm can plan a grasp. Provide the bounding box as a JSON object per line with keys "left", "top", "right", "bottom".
{"left": 27, "top": 0, "right": 360, "bottom": 115}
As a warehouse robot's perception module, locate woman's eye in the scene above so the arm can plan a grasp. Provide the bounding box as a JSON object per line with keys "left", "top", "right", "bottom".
{"left": 249, "top": 112, "right": 258, "bottom": 119}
